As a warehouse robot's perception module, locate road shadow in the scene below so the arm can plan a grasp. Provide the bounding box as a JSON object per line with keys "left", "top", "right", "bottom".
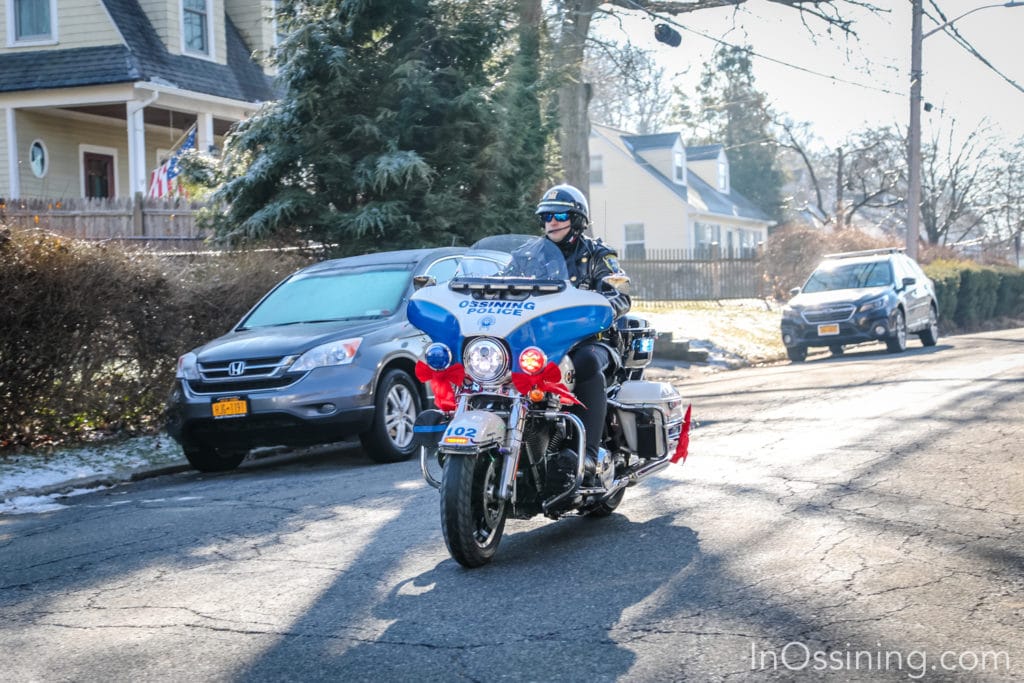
{"left": 237, "top": 514, "right": 701, "bottom": 682}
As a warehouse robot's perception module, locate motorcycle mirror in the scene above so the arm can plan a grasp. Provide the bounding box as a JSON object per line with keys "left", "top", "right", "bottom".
{"left": 413, "top": 275, "right": 437, "bottom": 290}
{"left": 602, "top": 273, "right": 631, "bottom": 295}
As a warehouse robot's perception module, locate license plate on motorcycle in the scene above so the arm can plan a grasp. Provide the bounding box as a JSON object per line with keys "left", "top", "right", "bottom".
{"left": 817, "top": 324, "right": 840, "bottom": 336}
{"left": 212, "top": 396, "right": 247, "bottom": 419}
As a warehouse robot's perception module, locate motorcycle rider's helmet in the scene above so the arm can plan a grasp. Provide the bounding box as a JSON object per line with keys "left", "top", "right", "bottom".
{"left": 536, "top": 184, "right": 589, "bottom": 247}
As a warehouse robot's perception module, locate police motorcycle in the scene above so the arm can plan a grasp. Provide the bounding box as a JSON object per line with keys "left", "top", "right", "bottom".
{"left": 407, "top": 236, "right": 690, "bottom": 568}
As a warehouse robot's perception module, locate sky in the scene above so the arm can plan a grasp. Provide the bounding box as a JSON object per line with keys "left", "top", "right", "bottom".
{"left": 595, "top": 1, "right": 1024, "bottom": 151}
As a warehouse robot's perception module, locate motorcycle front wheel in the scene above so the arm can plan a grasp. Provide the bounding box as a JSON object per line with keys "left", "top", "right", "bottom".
{"left": 440, "top": 452, "right": 508, "bottom": 568}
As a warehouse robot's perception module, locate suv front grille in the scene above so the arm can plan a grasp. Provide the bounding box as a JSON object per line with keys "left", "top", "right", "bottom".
{"left": 802, "top": 304, "right": 855, "bottom": 324}
{"left": 192, "top": 355, "right": 301, "bottom": 394}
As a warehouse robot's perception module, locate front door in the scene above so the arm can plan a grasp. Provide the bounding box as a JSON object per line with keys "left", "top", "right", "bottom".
{"left": 83, "top": 152, "right": 114, "bottom": 198}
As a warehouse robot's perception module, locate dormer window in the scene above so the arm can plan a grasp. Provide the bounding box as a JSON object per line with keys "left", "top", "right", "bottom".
{"left": 183, "top": 0, "right": 211, "bottom": 55}
{"left": 673, "top": 150, "right": 685, "bottom": 185}
{"left": 9, "top": 0, "right": 56, "bottom": 43}
{"left": 717, "top": 152, "right": 729, "bottom": 193}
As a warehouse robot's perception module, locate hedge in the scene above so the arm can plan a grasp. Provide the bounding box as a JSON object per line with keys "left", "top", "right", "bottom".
{"left": 0, "top": 227, "right": 311, "bottom": 448}
{"left": 923, "top": 259, "right": 1024, "bottom": 328}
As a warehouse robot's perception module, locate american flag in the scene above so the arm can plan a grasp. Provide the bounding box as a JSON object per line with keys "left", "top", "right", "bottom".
{"left": 148, "top": 127, "right": 196, "bottom": 199}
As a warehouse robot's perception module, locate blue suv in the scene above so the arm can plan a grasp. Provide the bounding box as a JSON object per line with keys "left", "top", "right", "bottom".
{"left": 781, "top": 248, "right": 939, "bottom": 362}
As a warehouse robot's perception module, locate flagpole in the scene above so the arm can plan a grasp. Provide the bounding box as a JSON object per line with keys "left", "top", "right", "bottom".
{"left": 164, "top": 122, "right": 198, "bottom": 158}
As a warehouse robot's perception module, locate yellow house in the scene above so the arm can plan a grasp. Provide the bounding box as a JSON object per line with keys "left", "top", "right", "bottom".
{"left": 588, "top": 122, "right": 774, "bottom": 259}
{"left": 0, "top": 0, "right": 277, "bottom": 200}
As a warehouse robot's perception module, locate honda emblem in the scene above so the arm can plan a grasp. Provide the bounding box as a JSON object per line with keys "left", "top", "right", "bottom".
{"left": 227, "top": 361, "right": 246, "bottom": 377}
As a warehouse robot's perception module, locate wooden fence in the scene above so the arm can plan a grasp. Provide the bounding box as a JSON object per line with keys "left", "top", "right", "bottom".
{"left": 0, "top": 196, "right": 207, "bottom": 250}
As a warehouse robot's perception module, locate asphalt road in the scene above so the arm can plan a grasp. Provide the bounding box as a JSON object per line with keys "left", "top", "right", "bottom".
{"left": 1, "top": 329, "right": 1022, "bottom": 682}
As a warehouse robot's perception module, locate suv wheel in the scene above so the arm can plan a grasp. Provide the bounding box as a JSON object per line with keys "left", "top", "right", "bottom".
{"left": 360, "top": 368, "right": 421, "bottom": 463}
{"left": 183, "top": 444, "right": 247, "bottom": 472}
{"left": 787, "top": 346, "right": 807, "bottom": 363}
{"left": 919, "top": 306, "right": 939, "bottom": 347}
{"left": 886, "top": 310, "right": 907, "bottom": 353}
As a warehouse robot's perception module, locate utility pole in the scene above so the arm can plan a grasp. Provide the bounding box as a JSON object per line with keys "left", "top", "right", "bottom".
{"left": 907, "top": 1, "right": 1023, "bottom": 260}
{"left": 907, "top": 0, "right": 923, "bottom": 259}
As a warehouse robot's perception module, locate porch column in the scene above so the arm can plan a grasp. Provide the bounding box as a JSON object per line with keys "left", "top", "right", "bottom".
{"left": 5, "top": 107, "right": 20, "bottom": 199}
{"left": 197, "top": 112, "right": 214, "bottom": 155}
{"left": 126, "top": 97, "right": 150, "bottom": 198}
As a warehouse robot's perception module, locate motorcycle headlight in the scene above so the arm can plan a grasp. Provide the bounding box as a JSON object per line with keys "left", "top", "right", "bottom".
{"left": 857, "top": 297, "right": 887, "bottom": 313}
{"left": 464, "top": 337, "right": 509, "bottom": 384}
{"left": 290, "top": 338, "right": 362, "bottom": 372}
{"left": 176, "top": 352, "right": 199, "bottom": 380}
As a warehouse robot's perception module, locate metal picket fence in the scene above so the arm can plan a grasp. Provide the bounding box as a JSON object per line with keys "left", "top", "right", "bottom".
{"left": 620, "top": 250, "right": 766, "bottom": 301}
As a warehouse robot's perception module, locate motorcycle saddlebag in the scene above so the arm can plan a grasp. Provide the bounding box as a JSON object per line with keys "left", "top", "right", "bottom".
{"left": 612, "top": 381, "right": 685, "bottom": 458}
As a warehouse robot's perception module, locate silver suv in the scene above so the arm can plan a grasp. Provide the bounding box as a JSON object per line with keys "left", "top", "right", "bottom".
{"left": 165, "top": 247, "right": 509, "bottom": 471}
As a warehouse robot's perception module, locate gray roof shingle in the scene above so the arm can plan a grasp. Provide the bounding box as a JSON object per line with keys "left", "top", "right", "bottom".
{"left": 0, "top": 0, "right": 275, "bottom": 103}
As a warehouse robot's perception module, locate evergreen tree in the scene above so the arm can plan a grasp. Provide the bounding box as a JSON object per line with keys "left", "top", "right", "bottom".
{"left": 212, "top": 0, "right": 533, "bottom": 254}
{"left": 673, "top": 45, "right": 785, "bottom": 222}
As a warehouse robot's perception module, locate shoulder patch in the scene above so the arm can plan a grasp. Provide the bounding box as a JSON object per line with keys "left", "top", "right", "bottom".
{"left": 603, "top": 255, "right": 621, "bottom": 272}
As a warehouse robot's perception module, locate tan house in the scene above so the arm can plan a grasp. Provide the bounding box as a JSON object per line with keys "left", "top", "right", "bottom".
{"left": 588, "top": 122, "right": 773, "bottom": 259}
{"left": 0, "top": 0, "right": 277, "bottom": 200}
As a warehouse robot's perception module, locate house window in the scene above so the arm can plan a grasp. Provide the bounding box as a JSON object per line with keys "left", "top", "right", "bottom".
{"left": 673, "top": 151, "right": 685, "bottom": 185}
{"left": 590, "top": 155, "right": 603, "bottom": 185}
{"left": 623, "top": 223, "right": 645, "bottom": 260}
{"left": 29, "top": 139, "right": 48, "bottom": 178}
{"left": 718, "top": 157, "right": 729, "bottom": 192}
{"left": 694, "top": 221, "right": 721, "bottom": 259}
{"left": 12, "top": 0, "right": 54, "bottom": 41}
{"left": 183, "top": 0, "right": 210, "bottom": 54}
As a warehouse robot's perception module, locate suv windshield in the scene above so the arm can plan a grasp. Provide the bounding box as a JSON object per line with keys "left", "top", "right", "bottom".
{"left": 802, "top": 260, "right": 893, "bottom": 293}
{"left": 241, "top": 267, "right": 411, "bottom": 329}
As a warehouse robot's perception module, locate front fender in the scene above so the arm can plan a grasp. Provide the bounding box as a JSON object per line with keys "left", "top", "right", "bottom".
{"left": 440, "top": 410, "right": 507, "bottom": 452}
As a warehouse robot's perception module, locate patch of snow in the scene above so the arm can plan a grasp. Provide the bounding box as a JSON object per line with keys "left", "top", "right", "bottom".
{"left": 0, "top": 434, "right": 184, "bottom": 515}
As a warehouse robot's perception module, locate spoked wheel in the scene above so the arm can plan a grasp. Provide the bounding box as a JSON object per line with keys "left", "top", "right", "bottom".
{"left": 361, "top": 369, "right": 421, "bottom": 463}
{"left": 886, "top": 309, "right": 908, "bottom": 353}
{"left": 440, "top": 452, "right": 507, "bottom": 568}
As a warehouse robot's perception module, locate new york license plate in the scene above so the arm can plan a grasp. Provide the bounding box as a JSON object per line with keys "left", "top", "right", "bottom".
{"left": 817, "top": 324, "right": 840, "bottom": 336}
{"left": 212, "top": 397, "right": 247, "bottom": 419}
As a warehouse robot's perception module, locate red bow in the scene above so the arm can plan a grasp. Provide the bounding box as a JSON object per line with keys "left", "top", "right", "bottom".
{"left": 670, "top": 403, "right": 692, "bottom": 464}
{"left": 511, "top": 362, "right": 583, "bottom": 407}
{"left": 415, "top": 361, "right": 465, "bottom": 412}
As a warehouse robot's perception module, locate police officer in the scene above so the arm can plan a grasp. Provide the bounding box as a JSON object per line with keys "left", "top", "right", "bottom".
{"left": 535, "top": 184, "right": 630, "bottom": 483}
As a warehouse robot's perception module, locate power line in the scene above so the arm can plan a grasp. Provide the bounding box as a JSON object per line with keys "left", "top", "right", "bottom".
{"left": 924, "top": 0, "right": 1024, "bottom": 95}
{"left": 616, "top": 0, "right": 906, "bottom": 97}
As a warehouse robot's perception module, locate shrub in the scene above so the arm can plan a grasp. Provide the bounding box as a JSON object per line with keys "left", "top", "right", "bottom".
{"left": 0, "top": 226, "right": 311, "bottom": 449}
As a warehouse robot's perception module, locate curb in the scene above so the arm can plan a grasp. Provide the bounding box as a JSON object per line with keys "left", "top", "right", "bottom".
{"left": 3, "top": 461, "right": 192, "bottom": 502}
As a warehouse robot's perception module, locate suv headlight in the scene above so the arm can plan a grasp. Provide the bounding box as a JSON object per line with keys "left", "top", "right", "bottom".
{"left": 857, "top": 297, "right": 887, "bottom": 313}
{"left": 176, "top": 352, "right": 199, "bottom": 380}
{"left": 290, "top": 338, "right": 363, "bottom": 372}
{"left": 782, "top": 305, "right": 801, "bottom": 320}
{"left": 464, "top": 337, "right": 509, "bottom": 384}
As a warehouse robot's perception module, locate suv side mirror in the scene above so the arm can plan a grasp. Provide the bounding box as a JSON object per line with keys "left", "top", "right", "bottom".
{"left": 413, "top": 275, "right": 437, "bottom": 290}
{"left": 789, "top": 287, "right": 801, "bottom": 297}
{"left": 901, "top": 277, "right": 916, "bottom": 289}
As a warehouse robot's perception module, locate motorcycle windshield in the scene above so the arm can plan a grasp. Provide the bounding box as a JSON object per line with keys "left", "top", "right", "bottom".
{"left": 454, "top": 236, "right": 568, "bottom": 281}
{"left": 409, "top": 234, "right": 613, "bottom": 369}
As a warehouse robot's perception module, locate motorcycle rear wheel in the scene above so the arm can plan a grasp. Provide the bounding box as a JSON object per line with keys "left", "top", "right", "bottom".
{"left": 585, "top": 488, "right": 625, "bottom": 518}
{"left": 440, "top": 452, "right": 507, "bottom": 568}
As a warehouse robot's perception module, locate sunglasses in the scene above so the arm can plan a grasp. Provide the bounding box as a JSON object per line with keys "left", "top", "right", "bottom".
{"left": 540, "top": 212, "right": 570, "bottom": 223}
